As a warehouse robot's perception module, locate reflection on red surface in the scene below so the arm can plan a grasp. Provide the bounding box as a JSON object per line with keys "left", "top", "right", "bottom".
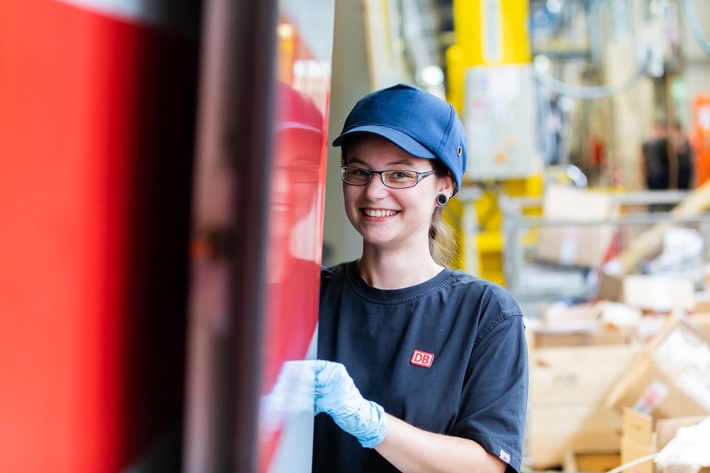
{"left": 257, "top": 3, "right": 334, "bottom": 471}
{"left": 263, "top": 82, "right": 325, "bottom": 392}
{"left": 258, "top": 84, "right": 327, "bottom": 473}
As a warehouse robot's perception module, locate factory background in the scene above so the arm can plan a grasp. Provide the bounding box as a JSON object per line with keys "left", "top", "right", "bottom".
{"left": 0, "top": 1, "right": 709, "bottom": 472}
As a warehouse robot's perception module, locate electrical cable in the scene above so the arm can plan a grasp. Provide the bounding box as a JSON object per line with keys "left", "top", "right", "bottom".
{"left": 531, "top": 59, "right": 648, "bottom": 100}
{"left": 682, "top": 0, "right": 710, "bottom": 56}
{"left": 604, "top": 453, "right": 658, "bottom": 473}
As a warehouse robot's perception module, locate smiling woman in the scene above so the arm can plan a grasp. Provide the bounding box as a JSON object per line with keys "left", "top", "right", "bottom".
{"left": 313, "top": 83, "right": 529, "bottom": 473}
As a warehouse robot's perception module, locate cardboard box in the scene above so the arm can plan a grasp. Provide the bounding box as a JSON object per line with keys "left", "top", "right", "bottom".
{"left": 688, "top": 313, "right": 710, "bottom": 340}
{"left": 621, "top": 408, "right": 707, "bottom": 473}
{"left": 538, "top": 185, "right": 617, "bottom": 268}
{"left": 606, "top": 316, "right": 710, "bottom": 420}
{"left": 528, "top": 406, "right": 624, "bottom": 470}
{"left": 527, "top": 343, "right": 644, "bottom": 469}
{"left": 530, "top": 344, "right": 645, "bottom": 407}
{"left": 597, "top": 273, "right": 696, "bottom": 313}
{"left": 623, "top": 275, "right": 696, "bottom": 312}
{"left": 564, "top": 450, "right": 621, "bottom": 473}
{"left": 691, "top": 292, "right": 710, "bottom": 314}
{"left": 528, "top": 327, "right": 628, "bottom": 348}
{"left": 597, "top": 272, "right": 626, "bottom": 302}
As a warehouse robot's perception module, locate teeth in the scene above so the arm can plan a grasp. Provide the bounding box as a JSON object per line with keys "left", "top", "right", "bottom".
{"left": 363, "top": 209, "right": 397, "bottom": 217}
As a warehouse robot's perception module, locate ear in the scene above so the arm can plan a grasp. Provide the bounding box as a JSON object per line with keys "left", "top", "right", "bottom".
{"left": 438, "top": 173, "right": 455, "bottom": 196}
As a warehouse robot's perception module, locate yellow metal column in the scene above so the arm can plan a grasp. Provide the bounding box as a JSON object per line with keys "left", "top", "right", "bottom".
{"left": 446, "top": 0, "right": 543, "bottom": 286}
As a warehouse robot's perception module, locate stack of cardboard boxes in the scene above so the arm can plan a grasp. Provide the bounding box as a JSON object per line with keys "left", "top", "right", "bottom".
{"left": 526, "top": 327, "right": 643, "bottom": 469}
{"left": 524, "top": 186, "right": 710, "bottom": 472}
{"left": 525, "top": 313, "right": 710, "bottom": 472}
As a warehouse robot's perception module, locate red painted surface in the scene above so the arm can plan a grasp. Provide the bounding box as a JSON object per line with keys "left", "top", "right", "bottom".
{"left": 0, "top": 1, "right": 198, "bottom": 471}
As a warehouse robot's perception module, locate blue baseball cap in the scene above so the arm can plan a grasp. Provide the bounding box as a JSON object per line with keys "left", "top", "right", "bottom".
{"left": 332, "top": 83, "right": 467, "bottom": 194}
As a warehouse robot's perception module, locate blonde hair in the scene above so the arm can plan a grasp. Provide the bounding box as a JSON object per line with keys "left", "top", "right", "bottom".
{"left": 428, "top": 156, "right": 458, "bottom": 267}
{"left": 429, "top": 207, "right": 455, "bottom": 266}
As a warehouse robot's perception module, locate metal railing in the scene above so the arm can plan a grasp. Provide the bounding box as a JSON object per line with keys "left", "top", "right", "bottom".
{"left": 500, "top": 190, "right": 710, "bottom": 317}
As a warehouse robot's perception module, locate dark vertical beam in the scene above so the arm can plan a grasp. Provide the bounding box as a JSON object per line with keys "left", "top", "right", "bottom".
{"left": 192, "top": 0, "right": 279, "bottom": 471}
{"left": 222, "top": 1, "right": 279, "bottom": 471}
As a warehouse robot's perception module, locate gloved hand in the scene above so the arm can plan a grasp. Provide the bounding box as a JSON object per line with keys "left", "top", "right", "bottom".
{"left": 260, "top": 360, "right": 316, "bottom": 434}
{"left": 313, "top": 360, "right": 387, "bottom": 448}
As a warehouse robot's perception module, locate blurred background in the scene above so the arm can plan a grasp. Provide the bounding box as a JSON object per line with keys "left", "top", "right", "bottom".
{"left": 0, "top": 1, "right": 709, "bottom": 472}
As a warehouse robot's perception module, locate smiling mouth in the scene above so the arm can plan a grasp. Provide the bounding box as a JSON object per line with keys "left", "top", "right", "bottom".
{"left": 362, "top": 209, "right": 398, "bottom": 217}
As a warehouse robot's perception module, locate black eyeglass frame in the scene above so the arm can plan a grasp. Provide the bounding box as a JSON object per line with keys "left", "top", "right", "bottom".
{"left": 340, "top": 165, "right": 437, "bottom": 189}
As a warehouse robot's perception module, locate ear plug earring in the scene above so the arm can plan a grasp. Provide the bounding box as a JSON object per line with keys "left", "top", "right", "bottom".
{"left": 436, "top": 193, "right": 449, "bottom": 206}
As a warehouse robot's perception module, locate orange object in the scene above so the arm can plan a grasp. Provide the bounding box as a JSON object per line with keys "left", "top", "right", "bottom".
{"left": 692, "top": 94, "right": 710, "bottom": 186}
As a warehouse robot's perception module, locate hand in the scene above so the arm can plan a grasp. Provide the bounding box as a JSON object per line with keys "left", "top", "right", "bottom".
{"left": 260, "top": 360, "right": 315, "bottom": 434}
{"left": 313, "top": 360, "right": 387, "bottom": 448}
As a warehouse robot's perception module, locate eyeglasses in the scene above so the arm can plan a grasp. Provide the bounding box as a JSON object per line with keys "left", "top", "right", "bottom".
{"left": 340, "top": 166, "right": 436, "bottom": 189}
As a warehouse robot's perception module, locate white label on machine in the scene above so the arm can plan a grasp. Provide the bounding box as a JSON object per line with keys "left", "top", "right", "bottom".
{"left": 464, "top": 64, "right": 539, "bottom": 180}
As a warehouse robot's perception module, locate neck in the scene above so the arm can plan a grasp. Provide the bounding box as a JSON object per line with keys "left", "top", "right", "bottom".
{"left": 356, "top": 246, "right": 443, "bottom": 289}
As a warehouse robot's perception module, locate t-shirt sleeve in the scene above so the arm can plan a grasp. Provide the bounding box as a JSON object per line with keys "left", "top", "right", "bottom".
{"left": 450, "top": 291, "right": 529, "bottom": 473}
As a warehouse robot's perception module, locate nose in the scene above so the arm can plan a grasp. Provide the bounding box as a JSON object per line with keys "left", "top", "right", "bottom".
{"left": 363, "top": 171, "right": 389, "bottom": 197}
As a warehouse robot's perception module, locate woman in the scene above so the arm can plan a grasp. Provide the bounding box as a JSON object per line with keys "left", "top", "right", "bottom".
{"left": 313, "top": 84, "right": 528, "bottom": 473}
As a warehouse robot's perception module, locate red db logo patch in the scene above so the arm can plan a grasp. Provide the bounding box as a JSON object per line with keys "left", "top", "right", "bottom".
{"left": 410, "top": 350, "right": 434, "bottom": 368}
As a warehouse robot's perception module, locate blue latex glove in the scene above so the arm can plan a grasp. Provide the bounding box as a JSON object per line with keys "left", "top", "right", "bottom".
{"left": 313, "top": 360, "right": 387, "bottom": 448}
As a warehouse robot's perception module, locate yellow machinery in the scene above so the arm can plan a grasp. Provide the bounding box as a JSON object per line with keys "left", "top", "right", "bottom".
{"left": 446, "top": 0, "right": 543, "bottom": 286}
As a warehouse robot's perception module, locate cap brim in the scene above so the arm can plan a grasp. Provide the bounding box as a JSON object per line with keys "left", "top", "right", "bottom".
{"left": 332, "top": 125, "right": 436, "bottom": 159}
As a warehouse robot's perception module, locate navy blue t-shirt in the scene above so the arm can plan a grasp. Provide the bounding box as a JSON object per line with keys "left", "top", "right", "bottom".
{"left": 313, "top": 261, "right": 528, "bottom": 473}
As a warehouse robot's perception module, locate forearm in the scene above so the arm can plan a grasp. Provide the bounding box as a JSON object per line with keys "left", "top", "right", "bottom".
{"left": 374, "top": 414, "right": 507, "bottom": 473}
